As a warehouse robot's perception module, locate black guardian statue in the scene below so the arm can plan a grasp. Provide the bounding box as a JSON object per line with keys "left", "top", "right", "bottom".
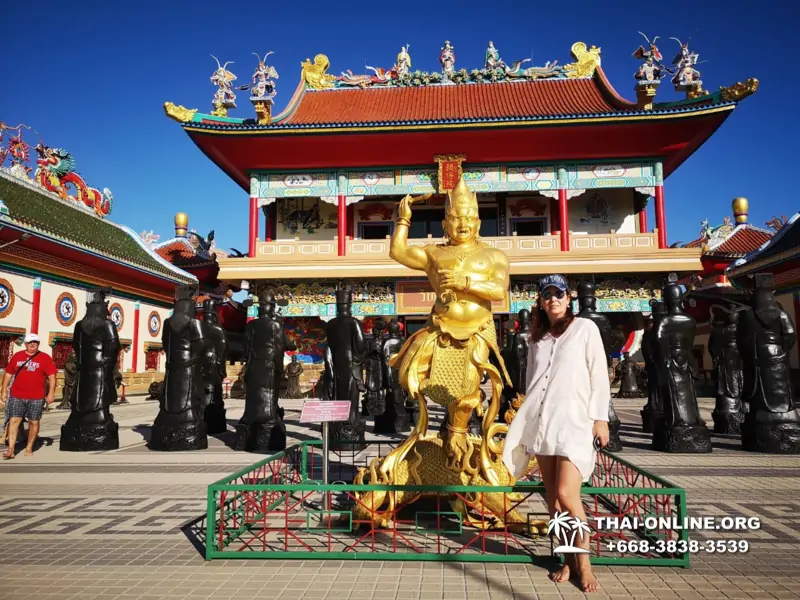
{"left": 150, "top": 286, "right": 209, "bottom": 451}
{"left": 709, "top": 307, "right": 745, "bottom": 434}
{"left": 325, "top": 284, "right": 367, "bottom": 447}
{"left": 283, "top": 355, "right": 304, "bottom": 399}
{"left": 577, "top": 281, "right": 623, "bottom": 451}
{"left": 237, "top": 290, "right": 289, "bottom": 452}
{"left": 378, "top": 319, "right": 411, "bottom": 433}
{"left": 652, "top": 283, "right": 712, "bottom": 453}
{"left": 60, "top": 288, "right": 120, "bottom": 451}
{"left": 364, "top": 319, "right": 387, "bottom": 423}
{"left": 738, "top": 274, "right": 800, "bottom": 453}
{"left": 202, "top": 299, "right": 228, "bottom": 434}
{"left": 614, "top": 352, "right": 644, "bottom": 399}
{"left": 641, "top": 301, "right": 666, "bottom": 433}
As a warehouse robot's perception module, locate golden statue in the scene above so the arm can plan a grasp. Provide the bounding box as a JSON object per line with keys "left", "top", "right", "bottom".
{"left": 564, "top": 42, "right": 602, "bottom": 79}
{"left": 301, "top": 54, "right": 337, "bottom": 90}
{"left": 352, "top": 176, "right": 544, "bottom": 532}
{"left": 163, "top": 102, "right": 198, "bottom": 123}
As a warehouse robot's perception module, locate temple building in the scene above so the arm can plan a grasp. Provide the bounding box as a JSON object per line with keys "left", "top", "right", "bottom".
{"left": 0, "top": 139, "right": 196, "bottom": 393}
{"left": 164, "top": 37, "right": 758, "bottom": 368}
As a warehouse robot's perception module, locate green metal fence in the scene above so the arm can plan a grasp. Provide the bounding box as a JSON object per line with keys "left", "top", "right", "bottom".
{"left": 205, "top": 440, "right": 689, "bottom": 566}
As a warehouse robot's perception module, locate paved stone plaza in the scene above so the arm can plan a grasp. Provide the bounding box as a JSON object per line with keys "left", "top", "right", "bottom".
{"left": 2, "top": 396, "right": 799, "bottom": 600}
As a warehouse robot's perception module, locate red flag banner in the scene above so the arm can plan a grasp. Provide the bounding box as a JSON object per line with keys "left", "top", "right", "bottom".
{"left": 433, "top": 154, "right": 466, "bottom": 194}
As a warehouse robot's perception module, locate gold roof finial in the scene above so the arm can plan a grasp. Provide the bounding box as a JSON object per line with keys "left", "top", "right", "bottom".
{"left": 732, "top": 197, "right": 749, "bottom": 224}
{"left": 175, "top": 212, "right": 189, "bottom": 237}
{"left": 446, "top": 177, "right": 478, "bottom": 216}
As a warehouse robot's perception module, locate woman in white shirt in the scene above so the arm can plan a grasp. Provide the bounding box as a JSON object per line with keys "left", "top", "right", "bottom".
{"left": 503, "top": 274, "right": 610, "bottom": 593}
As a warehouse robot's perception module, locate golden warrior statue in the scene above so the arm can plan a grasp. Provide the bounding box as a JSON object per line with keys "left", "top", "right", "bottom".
{"left": 352, "top": 177, "right": 540, "bottom": 530}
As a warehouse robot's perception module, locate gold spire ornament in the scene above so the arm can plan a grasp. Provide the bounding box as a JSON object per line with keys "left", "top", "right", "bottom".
{"left": 350, "top": 173, "right": 546, "bottom": 533}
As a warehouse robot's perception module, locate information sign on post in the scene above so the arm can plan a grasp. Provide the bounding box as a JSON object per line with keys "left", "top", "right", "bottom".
{"left": 300, "top": 400, "right": 351, "bottom": 514}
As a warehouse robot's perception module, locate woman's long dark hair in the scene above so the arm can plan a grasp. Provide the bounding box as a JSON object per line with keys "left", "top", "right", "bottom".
{"left": 531, "top": 298, "right": 575, "bottom": 343}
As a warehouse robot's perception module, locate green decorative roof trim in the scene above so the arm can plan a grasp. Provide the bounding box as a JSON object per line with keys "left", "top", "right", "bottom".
{"left": 0, "top": 171, "right": 196, "bottom": 284}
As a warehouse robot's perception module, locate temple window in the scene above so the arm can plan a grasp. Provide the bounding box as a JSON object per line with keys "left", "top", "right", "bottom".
{"left": 359, "top": 222, "right": 393, "bottom": 240}
{"left": 145, "top": 348, "right": 161, "bottom": 371}
{"left": 52, "top": 341, "right": 72, "bottom": 370}
{"left": 0, "top": 337, "right": 14, "bottom": 369}
{"left": 511, "top": 218, "right": 546, "bottom": 237}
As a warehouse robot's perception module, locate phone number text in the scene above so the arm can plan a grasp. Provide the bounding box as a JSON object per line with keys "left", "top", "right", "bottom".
{"left": 607, "top": 539, "right": 749, "bottom": 554}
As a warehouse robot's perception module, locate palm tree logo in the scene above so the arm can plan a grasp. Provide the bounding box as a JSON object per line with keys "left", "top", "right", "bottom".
{"left": 548, "top": 511, "right": 591, "bottom": 554}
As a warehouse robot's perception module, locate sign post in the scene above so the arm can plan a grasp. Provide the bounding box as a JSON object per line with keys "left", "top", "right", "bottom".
{"left": 299, "top": 399, "right": 351, "bottom": 513}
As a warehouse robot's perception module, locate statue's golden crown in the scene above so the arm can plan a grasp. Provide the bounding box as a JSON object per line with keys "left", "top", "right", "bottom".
{"left": 446, "top": 177, "right": 478, "bottom": 215}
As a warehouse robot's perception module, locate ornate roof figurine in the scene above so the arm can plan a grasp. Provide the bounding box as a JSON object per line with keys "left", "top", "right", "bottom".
{"left": 670, "top": 38, "right": 706, "bottom": 98}
{"left": 440, "top": 40, "right": 456, "bottom": 82}
{"left": 1, "top": 123, "right": 33, "bottom": 180}
{"left": 632, "top": 32, "right": 667, "bottom": 83}
{"left": 485, "top": 41, "right": 504, "bottom": 70}
{"left": 301, "top": 54, "right": 337, "bottom": 90}
{"left": 210, "top": 55, "right": 238, "bottom": 117}
{"left": 563, "top": 42, "right": 602, "bottom": 78}
{"left": 249, "top": 52, "right": 279, "bottom": 125}
{"left": 395, "top": 44, "right": 411, "bottom": 76}
{"left": 34, "top": 139, "right": 113, "bottom": 217}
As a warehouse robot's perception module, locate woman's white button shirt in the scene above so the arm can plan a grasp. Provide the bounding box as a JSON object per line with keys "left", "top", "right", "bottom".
{"left": 502, "top": 317, "right": 611, "bottom": 482}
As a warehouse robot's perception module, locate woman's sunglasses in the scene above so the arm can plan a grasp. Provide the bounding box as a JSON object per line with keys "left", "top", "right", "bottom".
{"left": 540, "top": 289, "right": 567, "bottom": 300}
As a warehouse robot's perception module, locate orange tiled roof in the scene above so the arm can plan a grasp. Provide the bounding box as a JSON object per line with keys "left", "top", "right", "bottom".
{"left": 153, "top": 239, "right": 196, "bottom": 261}
{"left": 706, "top": 226, "right": 773, "bottom": 258}
{"left": 287, "top": 78, "right": 634, "bottom": 126}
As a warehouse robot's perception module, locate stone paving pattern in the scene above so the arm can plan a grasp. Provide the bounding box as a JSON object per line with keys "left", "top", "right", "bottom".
{"left": 2, "top": 395, "right": 800, "bottom": 599}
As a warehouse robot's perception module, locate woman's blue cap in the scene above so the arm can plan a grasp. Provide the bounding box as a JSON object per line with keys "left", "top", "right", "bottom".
{"left": 538, "top": 274, "right": 569, "bottom": 293}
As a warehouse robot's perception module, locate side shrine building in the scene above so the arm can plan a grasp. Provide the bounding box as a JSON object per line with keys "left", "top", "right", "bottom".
{"left": 165, "top": 37, "right": 758, "bottom": 365}
{"left": 0, "top": 138, "right": 197, "bottom": 392}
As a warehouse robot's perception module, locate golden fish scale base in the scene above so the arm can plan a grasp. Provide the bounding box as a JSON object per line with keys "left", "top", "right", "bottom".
{"left": 353, "top": 434, "right": 546, "bottom": 533}
{"left": 420, "top": 337, "right": 479, "bottom": 407}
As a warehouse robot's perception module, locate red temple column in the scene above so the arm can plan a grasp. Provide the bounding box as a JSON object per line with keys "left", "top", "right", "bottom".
{"left": 550, "top": 199, "right": 560, "bottom": 235}
{"left": 30, "top": 278, "right": 41, "bottom": 335}
{"left": 248, "top": 195, "right": 259, "bottom": 258}
{"left": 654, "top": 185, "right": 667, "bottom": 249}
{"left": 639, "top": 206, "right": 648, "bottom": 233}
{"left": 338, "top": 195, "right": 347, "bottom": 256}
{"left": 132, "top": 302, "right": 140, "bottom": 373}
{"left": 558, "top": 189, "right": 569, "bottom": 251}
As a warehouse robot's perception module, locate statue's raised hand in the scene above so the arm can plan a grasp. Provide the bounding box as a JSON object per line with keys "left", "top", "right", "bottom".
{"left": 398, "top": 193, "right": 432, "bottom": 220}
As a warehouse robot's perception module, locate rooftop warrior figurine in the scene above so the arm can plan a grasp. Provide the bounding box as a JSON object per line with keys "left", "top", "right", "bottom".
{"left": 350, "top": 176, "right": 539, "bottom": 531}
{"left": 150, "top": 286, "right": 209, "bottom": 451}
{"left": 652, "top": 283, "right": 712, "bottom": 453}
{"left": 60, "top": 288, "right": 121, "bottom": 451}
{"left": 440, "top": 41, "right": 456, "bottom": 82}
{"left": 738, "top": 274, "right": 799, "bottom": 453}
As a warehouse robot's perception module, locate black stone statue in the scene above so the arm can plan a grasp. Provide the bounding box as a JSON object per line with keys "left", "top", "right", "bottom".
{"left": 283, "top": 355, "right": 304, "bottom": 399}
{"left": 709, "top": 308, "right": 745, "bottom": 434}
{"left": 614, "top": 352, "right": 644, "bottom": 399}
{"left": 202, "top": 299, "right": 228, "bottom": 435}
{"left": 237, "top": 290, "right": 289, "bottom": 452}
{"left": 150, "top": 286, "right": 209, "bottom": 450}
{"left": 509, "top": 309, "right": 531, "bottom": 393}
{"left": 577, "top": 281, "right": 623, "bottom": 451}
{"left": 325, "top": 285, "right": 367, "bottom": 447}
{"left": 375, "top": 319, "right": 411, "bottom": 433}
{"left": 60, "top": 288, "right": 121, "bottom": 451}
{"left": 58, "top": 349, "right": 77, "bottom": 410}
{"left": 364, "top": 319, "right": 387, "bottom": 421}
{"left": 652, "top": 284, "right": 712, "bottom": 453}
{"left": 738, "top": 274, "right": 800, "bottom": 453}
{"left": 641, "top": 301, "right": 666, "bottom": 433}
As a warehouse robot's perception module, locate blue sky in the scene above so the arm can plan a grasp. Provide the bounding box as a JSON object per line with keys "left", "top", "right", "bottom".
{"left": 3, "top": 0, "right": 797, "bottom": 251}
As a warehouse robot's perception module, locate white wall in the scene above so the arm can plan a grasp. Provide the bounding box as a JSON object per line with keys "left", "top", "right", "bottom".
{"left": 0, "top": 270, "right": 169, "bottom": 373}
{"left": 568, "top": 188, "right": 637, "bottom": 235}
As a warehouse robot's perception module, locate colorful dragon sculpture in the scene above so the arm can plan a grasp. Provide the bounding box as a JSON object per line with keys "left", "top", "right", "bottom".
{"left": 34, "top": 142, "right": 113, "bottom": 218}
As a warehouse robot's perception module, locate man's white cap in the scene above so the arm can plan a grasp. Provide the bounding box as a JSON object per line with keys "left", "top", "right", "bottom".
{"left": 23, "top": 333, "right": 41, "bottom": 343}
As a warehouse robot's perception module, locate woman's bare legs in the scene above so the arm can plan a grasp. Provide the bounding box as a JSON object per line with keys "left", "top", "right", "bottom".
{"left": 555, "top": 457, "right": 599, "bottom": 592}
{"left": 536, "top": 455, "right": 574, "bottom": 583}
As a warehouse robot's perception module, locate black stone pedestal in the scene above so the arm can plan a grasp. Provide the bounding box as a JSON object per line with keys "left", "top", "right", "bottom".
{"left": 204, "top": 401, "right": 227, "bottom": 435}
{"left": 652, "top": 422, "right": 712, "bottom": 453}
{"left": 235, "top": 422, "right": 286, "bottom": 452}
{"left": 742, "top": 412, "right": 800, "bottom": 453}
{"left": 641, "top": 409, "right": 664, "bottom": 434}
{"left": 60, "top": 415, "right": 119, "bottom": 451}
{"left": 712, "top": 408, "right": 745, "bottom": 435}
{"left": 149, "top": 411, "right": 208, "bottom": 451}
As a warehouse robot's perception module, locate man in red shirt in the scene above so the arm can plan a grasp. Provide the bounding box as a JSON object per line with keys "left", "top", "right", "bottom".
{"left": 0, "top": 333, "right": 57, "bottom": 459}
